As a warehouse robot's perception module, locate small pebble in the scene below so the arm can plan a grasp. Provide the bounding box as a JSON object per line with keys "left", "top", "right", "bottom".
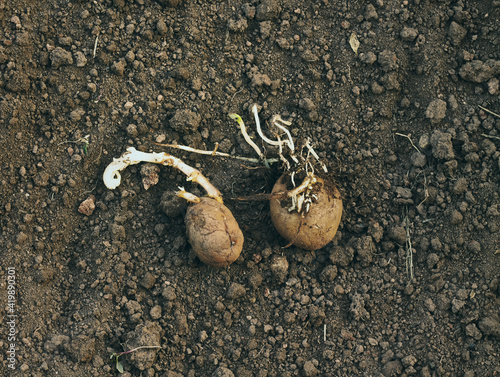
{"left": 226, "top": 283, "right": 246, "bottom": 300}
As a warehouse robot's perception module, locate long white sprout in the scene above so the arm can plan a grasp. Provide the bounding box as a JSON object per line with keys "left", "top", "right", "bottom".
{"left": 157, "top": 142, "right": 277, "bottom": 164}
{"left": 103, "top": 147, "right": 223, "bottom": 203}
{"left": 252, "top": 104, "right": 281, "bottom": 147}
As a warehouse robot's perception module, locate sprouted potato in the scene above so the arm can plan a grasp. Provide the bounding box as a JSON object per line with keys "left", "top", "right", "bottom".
{"left": 270, "top": 174, "right": 342, "bottom": 250}
{"left": 103, "top": 147, "right": 243, "bottom": 267}
{"left": 230, "top": 105, "right": 343, "bottom": 250}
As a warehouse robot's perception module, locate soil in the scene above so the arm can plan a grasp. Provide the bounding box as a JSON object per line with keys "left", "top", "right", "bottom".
{"left": 0, "top": 0, "right": 499, "bottom": 376}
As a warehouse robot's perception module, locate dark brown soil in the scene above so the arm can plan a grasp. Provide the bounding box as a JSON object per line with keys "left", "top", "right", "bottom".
{"left": 0, "top": 1, "right": 499, "bottom": 376}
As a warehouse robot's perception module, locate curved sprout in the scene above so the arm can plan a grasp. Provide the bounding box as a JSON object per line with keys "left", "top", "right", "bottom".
{"left": 252, "top": 104, "right": 281, "bottom": 147}
{"left": 252, "top": 105, "right": 295, "bottom": 154}
{"left": 103, "top": 147, "right": 223, "bottom": 203}
{"left": 228, "top": 113, "right": 265, "bottom": 160}
{"left": 270, "top": 114, "right": 295, "bottom": 153}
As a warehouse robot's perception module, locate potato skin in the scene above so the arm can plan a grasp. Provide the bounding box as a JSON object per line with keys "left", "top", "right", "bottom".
{"left": 270, "top": 175, "right": 342, "bottom": 251}
{"left": 185, "top": 197, "right": 244, "bottom": 267}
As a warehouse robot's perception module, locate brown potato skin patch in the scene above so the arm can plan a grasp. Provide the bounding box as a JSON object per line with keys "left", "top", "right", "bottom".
{"left": 270, "top": 175, "right": 342, "bottom": 251}
{"left": 185, "top": 197, "right": 244, "bottom": 267}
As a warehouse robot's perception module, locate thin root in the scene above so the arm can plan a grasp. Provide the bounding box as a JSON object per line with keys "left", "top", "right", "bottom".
{"left": 395, "top": 133, "right": 420, "bottom": 153}
{"left": 478, "top": 105, "right": 500, "bottom": 118}
{"left": 155, "top": 142, "right": 275, "bottom": 163}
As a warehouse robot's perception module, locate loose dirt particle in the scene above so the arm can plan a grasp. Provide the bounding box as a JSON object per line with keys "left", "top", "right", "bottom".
{"left": 169, "top": 109, "right": 201, "bottom": 132}
{"left": 303, "top": 360, "right": 319, "bottom": 377}
{"left": 382, "top": 360, "right": 403, "bottom": 377}
{"left": 459, "top": 59, "right": 500, "bottom": 83}
{"left": 212, "top": 367, "right": 235, "bottom": 377}
{"left": 400, "top": 27, "right": 418, "bottom": 41}
{"left": 255, "top": 0, "right": 279, "bottom": 21}
{"left": 270, "top": 255, "right": 289, "bottom": 282}
{"left": 50, "top": 47, "right": 73, "bottom": 68}
{"left": 430, "top": 130, "right": 454, "bottom": 159}
{"left": 226, "top": 282, "right": 246, "bottom": 300}
{"left": 140, "top": 163, "right": 160, "bottom": 190}
{"left": 426, "top": 99, "right": 447, "bottom": 124}
{"left": 78, "top": 195, "right": 96, "bottom": 216}
{"left": 478, "top": 316, "right": 500, "bottom": 338}
{"left": 448, "top": 21, "right": 467, "bottom": 46}
{"left": 127, "top": 321, "right": 163, "bottom": 370}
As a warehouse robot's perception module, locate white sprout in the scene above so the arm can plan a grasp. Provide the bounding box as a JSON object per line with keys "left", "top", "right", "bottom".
{"left": 103, "top": 147, "right": 223, "bottom": 203}
{"left": 284, "top": 174, "right": 316, "bottom": 199}
{"left": 228, "top": 113, "right": 266, "bottom": 160}
{"left": 270, "top": 114, "right": 295, "bottom": 153}
{"left": 304, "top": 138, "right": 328, "bottom": 173}
{"left": 252, "top": 104, "right": 281, "bottom": 147}
{"left": 290, "top": 171, "right": 296, "bottom": 187}
{"left": 251, "top": 105, "right": 298, "bottom": 168}
{"left": 288, "top": 196, "right": 297, "bottom": 212}
{"left": 157, "top": 142, "right": 278, "bottom": 163}
{"left": 296, "top": 194, "right": 305, "bottom": 213}
{"left": 247, "top": 106, "right": 328, "bottom": 210}
{"left": 251, "top": 104, "right": 296, "bottom": 160}
{"left": 176, "top": 187, "right": 201, "bottom": 203}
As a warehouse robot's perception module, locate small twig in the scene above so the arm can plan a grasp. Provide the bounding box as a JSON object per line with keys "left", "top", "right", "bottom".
{"left": 83, "top": 182, "right": 99, "bottom": 195}
{"left": 478, "top": 105, "right": 500, "bottom": 118}
{"left": 395, "top": 133, "right": 420, "bottom": 153}
{"left": 93, "top": 32, "right": 99, "bottom": 58}
{"left": 481, "top": 134, "right": 500, "bottom": 141}
{"left": 417, "top": 173, "right": 429, "bottom": 207}
{"left": 58, "top": 135, "right": 90, "bottom": 146}
{"left": 256, "top": 344, "right": 266, "bottom": 356}
{"left": 113, "top": 345, "right": 161, "bottom": 357}
{"left": 110, "top": 345, "right": 161, "bottom": 374}
{"left": 230, "top": 87, "right": 243, "bottom": 101}
{"left": 403, "top": 207, "right": 414, "bottom": 281}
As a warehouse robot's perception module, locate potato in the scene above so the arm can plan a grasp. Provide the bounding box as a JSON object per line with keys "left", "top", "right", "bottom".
{"left": 185, "top": 197, "right": 244, "bottom": 267}
{"left": 270, "top": 174, "right": 342, "bottom": 250}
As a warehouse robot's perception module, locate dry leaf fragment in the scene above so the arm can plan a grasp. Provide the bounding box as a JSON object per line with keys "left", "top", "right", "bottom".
{"left": 349, "top": 32, "right": 360, "bottom": 55}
